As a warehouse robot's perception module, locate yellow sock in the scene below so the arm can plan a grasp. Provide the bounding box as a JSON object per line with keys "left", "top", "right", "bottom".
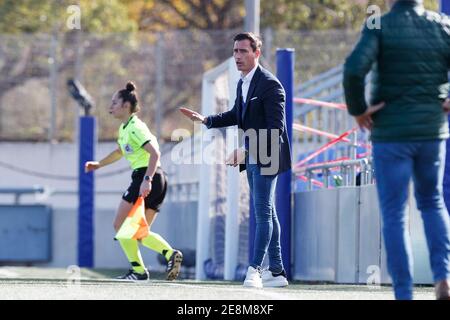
{"left": 140, "top": 231, "right": 173, "bottom": 260}
{"left": 118, "top": 239, "right": 146, "bottom": 273}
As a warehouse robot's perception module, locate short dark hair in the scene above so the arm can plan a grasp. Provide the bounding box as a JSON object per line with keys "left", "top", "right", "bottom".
{"left": 233, "top": 32, "right": 262, "bottom": 52}
{"left": 118, "top": 81, "right": 140, "bottom": 113}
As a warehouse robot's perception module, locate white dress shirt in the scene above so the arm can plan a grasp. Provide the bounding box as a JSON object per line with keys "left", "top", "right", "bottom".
{"left": 240, "top": 64, "right": 259, "bottom": 163}
{"left": 241, "top": 64, "right": 259, "bottom": 103}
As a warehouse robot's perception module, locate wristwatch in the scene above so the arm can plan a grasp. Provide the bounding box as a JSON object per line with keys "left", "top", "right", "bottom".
{"left": 144, "top": 175, "right": 152, "bottom": 182}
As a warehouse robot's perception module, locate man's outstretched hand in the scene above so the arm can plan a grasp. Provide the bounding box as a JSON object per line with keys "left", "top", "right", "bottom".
{"left": 179, "top": 107, "right": 206, "bottom": 123}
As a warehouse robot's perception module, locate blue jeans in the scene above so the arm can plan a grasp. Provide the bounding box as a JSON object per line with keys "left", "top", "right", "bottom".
{"left": 246, "top": 163, "right": 284, "bottom": 273}
{"left": 373, "top": 140, "right": 450, "bottom": 300}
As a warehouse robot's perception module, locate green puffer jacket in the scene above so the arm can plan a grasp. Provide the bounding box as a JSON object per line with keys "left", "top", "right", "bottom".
{"left": 343, "top": 0, "right": 450, "bottom": 142}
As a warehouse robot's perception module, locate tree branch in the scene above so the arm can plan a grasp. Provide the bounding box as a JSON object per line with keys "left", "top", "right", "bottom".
{"left": 159, "top": 0, "right": 207, "bottom": 29}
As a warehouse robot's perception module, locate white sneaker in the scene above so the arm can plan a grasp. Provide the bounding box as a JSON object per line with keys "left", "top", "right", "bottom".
{"left": 243, "top": 266, "right": 263, "bottom": 288}
{"left": 261, "top": 269, "right": 289, "bottom": 287}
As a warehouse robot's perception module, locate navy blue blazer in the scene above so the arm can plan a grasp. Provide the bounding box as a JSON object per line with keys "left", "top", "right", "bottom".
{"left": 206, "top": 66, "right": 292, "bottom": 175}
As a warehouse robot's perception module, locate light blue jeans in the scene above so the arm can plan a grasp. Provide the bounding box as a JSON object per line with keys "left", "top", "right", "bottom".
{"left": 246, "top": 163, "right": 284, "bottom": 273}
{"left": 373, "top": 140, "right": 450, "bottom": 300}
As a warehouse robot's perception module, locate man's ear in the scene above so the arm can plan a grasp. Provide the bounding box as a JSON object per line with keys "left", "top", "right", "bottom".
{"left": 255, "top": 49, "right": 261, "bottom": 59}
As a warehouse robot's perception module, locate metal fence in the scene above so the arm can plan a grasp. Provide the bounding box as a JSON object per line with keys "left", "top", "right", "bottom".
{"left": 0, "top": 28, "right": 360, "bottom": 142}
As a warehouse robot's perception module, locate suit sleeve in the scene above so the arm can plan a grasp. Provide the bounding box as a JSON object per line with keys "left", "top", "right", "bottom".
{"left": 343, "top": 22, "right": 380, "bottom": 116}
{"left": 262, "top": 80, "right": 286, "bottom": 136}
{"left": 206, "top": 100, "right": 238, "bottom": 128}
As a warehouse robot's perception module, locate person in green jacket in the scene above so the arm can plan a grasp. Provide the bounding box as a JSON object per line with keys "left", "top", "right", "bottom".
{"left": 344, "top": 0, "right": 450, "bottom": 300}
{"left": 85, "top": 82, "right": 182, "bottom": 281}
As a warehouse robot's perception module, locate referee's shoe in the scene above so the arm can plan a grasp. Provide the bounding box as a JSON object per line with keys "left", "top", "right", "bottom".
{"left": 166, "top": 250, "right": 183, "bottom": 280}
{"left": 116, "top": 269, "right": 149, "bottom": 282}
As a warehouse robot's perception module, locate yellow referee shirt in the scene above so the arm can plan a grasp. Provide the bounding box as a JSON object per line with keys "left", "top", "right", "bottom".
{"left": 117, "top": 115, "right": 161, "bottom": 170}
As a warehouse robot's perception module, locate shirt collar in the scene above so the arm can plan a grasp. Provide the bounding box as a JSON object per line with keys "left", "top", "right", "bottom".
{"left": 122, "top": 114, "right": 135, "bottom": 129}
{"left": 241, "top": 64, "right": 259, "bottom": 83}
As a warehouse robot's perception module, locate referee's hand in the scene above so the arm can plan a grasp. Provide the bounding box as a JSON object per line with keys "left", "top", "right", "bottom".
{"left": 85, "top": 161, "right": 100, "bottom": 173}
{"left": 140, "top": 181, "right": 152, "bottom": 198}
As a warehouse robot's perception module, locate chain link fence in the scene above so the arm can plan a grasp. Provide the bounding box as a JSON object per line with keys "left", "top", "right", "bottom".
{"left": 0, "top": 28, "right": 360, "bottom": 142}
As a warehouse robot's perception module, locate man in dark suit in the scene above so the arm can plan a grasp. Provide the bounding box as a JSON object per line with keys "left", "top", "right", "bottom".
{"left": 180, "top": 32, "right": 291, "bottom": 288}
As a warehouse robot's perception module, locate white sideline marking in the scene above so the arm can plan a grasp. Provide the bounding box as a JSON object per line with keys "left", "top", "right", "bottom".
{"left": 0, "top": 269, "right": 19, "bottom": 278}
{"left": 163, "top": 282, "right": 291, "bottom": 300}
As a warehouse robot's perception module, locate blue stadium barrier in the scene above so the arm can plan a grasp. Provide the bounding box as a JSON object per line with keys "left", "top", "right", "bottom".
{"left": 78, "top": 116, "right": 96, "bottom": 267}
{"left": 0, "top": 187, "right": 51, "bottom": 263}
{"left": 276, "top": 49, "right": 294, "bottom": 279}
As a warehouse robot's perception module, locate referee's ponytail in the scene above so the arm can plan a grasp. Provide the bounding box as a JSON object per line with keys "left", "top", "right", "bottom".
{"left": 118, "top": 81, "right": 140, "bottom": 113}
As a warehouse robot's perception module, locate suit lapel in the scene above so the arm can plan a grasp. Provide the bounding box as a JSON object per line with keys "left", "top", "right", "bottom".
{"left": 242, "top": 66, "right": 261, "bottom": 121}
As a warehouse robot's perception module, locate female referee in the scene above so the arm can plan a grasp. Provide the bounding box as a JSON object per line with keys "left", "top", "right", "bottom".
{"left": 85, "top": 81, "right": 182, "bottom": 281}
